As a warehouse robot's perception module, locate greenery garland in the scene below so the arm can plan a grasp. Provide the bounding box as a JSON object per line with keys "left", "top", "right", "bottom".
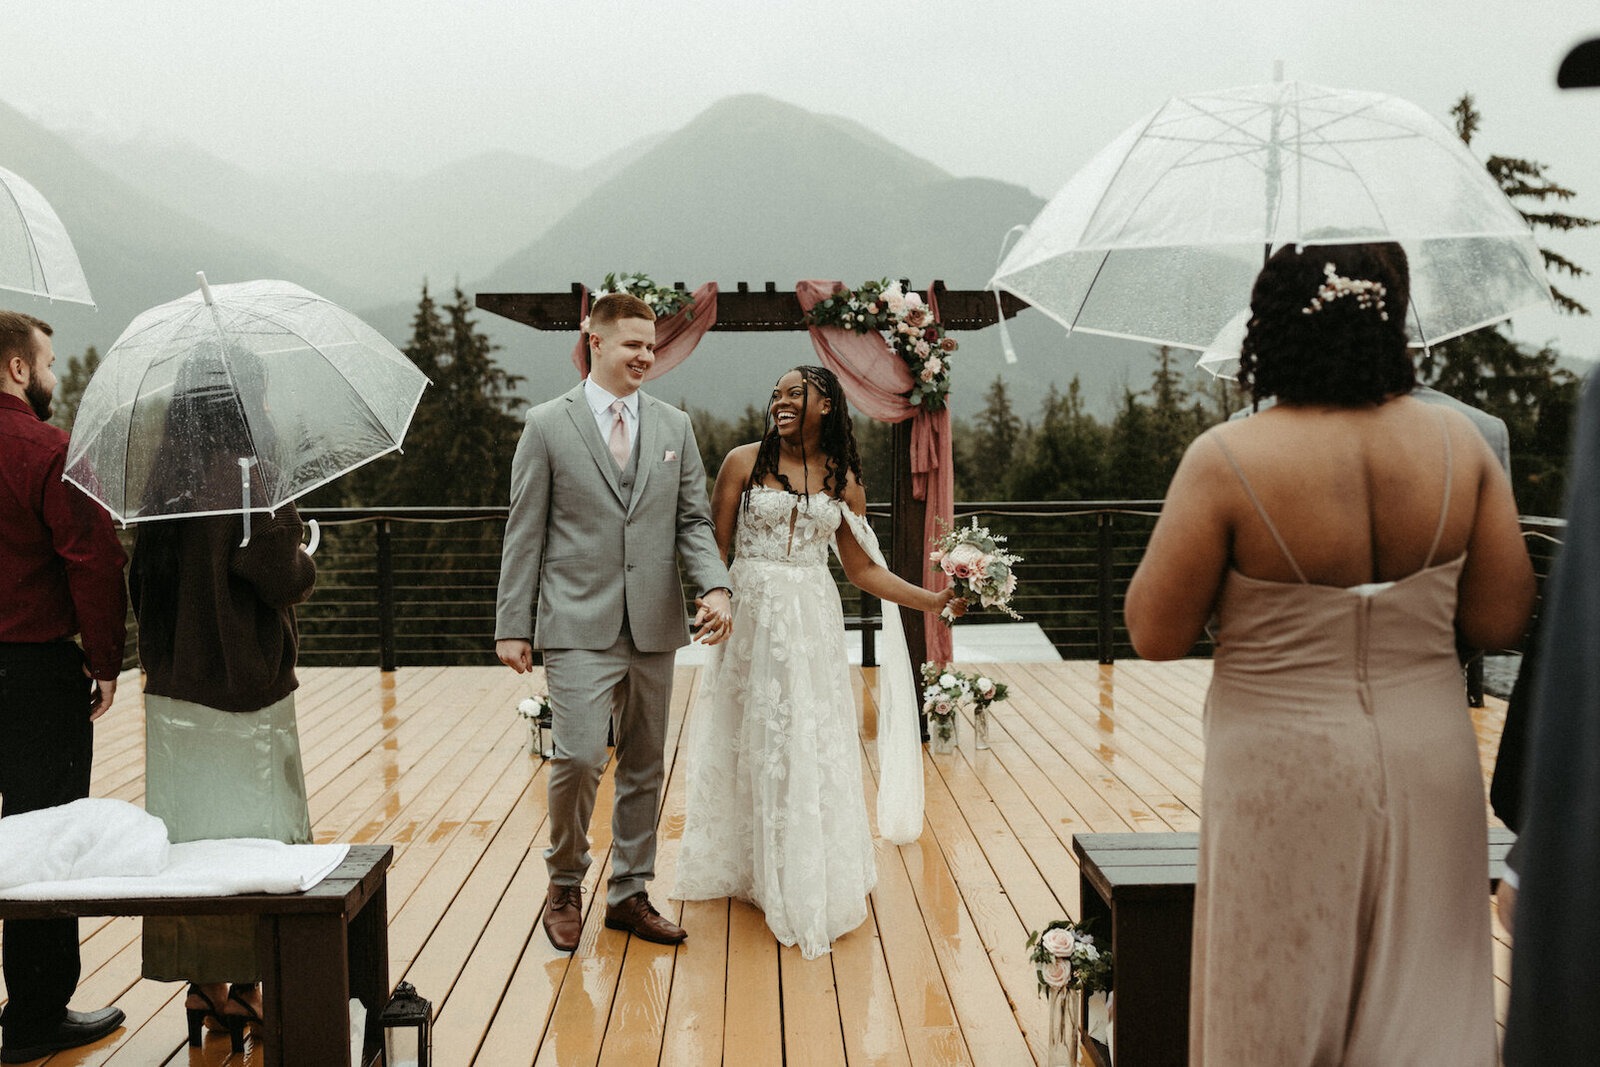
{"left": 593, "top": 271, "right": 695, "bottom": 321}
{"left": 803, "top": 279, "right": 957, "bottom": 411}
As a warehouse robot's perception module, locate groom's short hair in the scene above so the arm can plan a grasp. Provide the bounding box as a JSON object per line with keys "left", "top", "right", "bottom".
{"left": 589, "top": 292, "right": 655, "bottom": 335}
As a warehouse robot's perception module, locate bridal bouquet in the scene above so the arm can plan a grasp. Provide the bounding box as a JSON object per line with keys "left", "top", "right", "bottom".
{"left": 931, "top": 518, "right": 1023, "bottom": 623}
{"left": 803, "top": 279, "right": 956, "bottom": 411}
{"left": 1027, "top": 919, "right": 1113, "bottom": 996}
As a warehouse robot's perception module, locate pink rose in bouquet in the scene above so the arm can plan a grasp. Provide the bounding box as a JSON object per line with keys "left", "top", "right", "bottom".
{"left": 1041, "top": 927, "right": 1077, "bottom": 957}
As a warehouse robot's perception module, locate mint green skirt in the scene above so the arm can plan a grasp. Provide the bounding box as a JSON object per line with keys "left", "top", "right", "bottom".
{"left": 141, "top": 691, "right": 312, "bottom": 983}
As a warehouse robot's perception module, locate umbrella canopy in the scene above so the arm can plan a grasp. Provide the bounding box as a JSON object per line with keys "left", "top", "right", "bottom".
{"left": 0, "top": 164, "right": 93, "bottom": 306}
{"left": 991, "top": 81, "right": 1553, "bottom": 354}
{"left": 65, "top": 277, "right": 428, "bottom": 524}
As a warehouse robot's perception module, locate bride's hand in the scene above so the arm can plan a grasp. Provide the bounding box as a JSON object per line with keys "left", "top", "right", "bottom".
{"left": 935, "top": 587, "right": 967, "bottom": 618}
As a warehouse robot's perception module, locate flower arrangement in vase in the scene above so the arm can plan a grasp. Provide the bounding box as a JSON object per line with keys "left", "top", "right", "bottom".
{"left": 517, "top": 693, "right": 553, "bottom": 759}
{"left": 1027, "top": 919, "right": 1114, "bottom": 1067}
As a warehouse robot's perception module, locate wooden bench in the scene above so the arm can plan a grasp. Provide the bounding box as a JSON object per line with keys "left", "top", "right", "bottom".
{"left": 0, "top": 843, "right": 393, "bottom": 1067}
{"left": 1071, "top": 827, "right": 1514, "bottom": 1067}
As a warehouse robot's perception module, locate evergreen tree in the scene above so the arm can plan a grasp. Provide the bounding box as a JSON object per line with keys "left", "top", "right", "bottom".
{"left": 1451, "top": 94, "right": 1597, "bottom": 315}
{"left": 964, "top": 377, "right": 1022, "bottom": 499}
{"left": 329, "top": 283, "right": 524, "bottom": 507}
{"left": 49, "top": 345, "right": 99, "bottom": 435}
{"left": 1006, "top": 380, "right": 1112, "bottom": 501}
{"left": 1416, "top": 95, "right": 1592, "bottom": 511}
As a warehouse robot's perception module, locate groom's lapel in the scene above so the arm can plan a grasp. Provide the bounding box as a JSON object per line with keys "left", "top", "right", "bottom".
{"left": 564, "top": 386, "right": 627, "bottom": 506}
{"left": 626, "top": 395, "right": 662, "bottom": 516}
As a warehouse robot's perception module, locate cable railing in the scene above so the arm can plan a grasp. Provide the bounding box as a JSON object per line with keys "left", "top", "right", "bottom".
{"left": 116, "top": 505, "right": 1565, "bottom": 676}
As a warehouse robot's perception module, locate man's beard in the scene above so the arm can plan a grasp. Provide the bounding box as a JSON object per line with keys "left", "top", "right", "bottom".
{"left": 24, "top": 376, "right": 52, "bottom": 421}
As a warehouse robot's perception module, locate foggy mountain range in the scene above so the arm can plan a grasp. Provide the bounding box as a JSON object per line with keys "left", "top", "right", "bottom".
{"left": 8, "top": 93, "right": 1270, "bottom": 422}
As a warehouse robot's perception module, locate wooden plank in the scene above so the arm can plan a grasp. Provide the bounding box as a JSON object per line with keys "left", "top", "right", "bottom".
{"left": 779, "top": 945, "right": 848, "bottom": 1067}
{"left": 722, "top": 900, "right": 783, "bottom": 1065}
{"left": 831, "top": 898, "right": 913, "bottom": 1067}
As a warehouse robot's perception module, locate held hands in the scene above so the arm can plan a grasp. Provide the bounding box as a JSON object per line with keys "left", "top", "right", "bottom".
{"left": 692, "top": 588, "right": 733, "bottom": 645}
{"left": 496, "top": 639, "right": 535, "bottom": 674}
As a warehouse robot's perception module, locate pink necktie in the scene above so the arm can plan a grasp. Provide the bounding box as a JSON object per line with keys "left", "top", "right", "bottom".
{"left": 608, "top": 399, "right": 630, "bottom": 467}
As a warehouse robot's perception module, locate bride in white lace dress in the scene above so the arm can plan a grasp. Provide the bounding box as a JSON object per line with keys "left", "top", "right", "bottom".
{"left": 672, "top": 366, "right": 961, "bottom": 958}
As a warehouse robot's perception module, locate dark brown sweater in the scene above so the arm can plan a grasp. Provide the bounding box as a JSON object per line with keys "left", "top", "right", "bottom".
{"left": 130, "top": 507, "right": 317, "bottom": 713}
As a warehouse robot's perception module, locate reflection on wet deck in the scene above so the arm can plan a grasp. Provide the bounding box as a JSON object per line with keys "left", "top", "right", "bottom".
{"left": 0, "top": 661, "right": 1511, "bottom": 1065}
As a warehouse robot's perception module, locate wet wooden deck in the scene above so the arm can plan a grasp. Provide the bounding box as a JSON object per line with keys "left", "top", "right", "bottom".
{"left": 1, "top": 661, "right": 1512, "bottom": 1066}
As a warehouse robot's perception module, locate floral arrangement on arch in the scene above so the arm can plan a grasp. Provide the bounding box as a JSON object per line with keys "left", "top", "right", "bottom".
{"left": 592, "top": 271, "right": 696, "bottom": 321}
{"left": 1027, "top": 918, "right": 1113, "bottom": 996}
{"left": 803, "top": 279, "right": 956, "bottom": 411}
{"left": 931, "top": 518, "right": 1022, "bottom": 622}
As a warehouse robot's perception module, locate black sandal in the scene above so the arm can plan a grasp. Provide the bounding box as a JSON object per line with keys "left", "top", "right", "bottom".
{"left": 184, "top": 984, "right": 226, "bottom": 1047}
{"left": 222, "top": 983, "right": 265, "bottom": 1054}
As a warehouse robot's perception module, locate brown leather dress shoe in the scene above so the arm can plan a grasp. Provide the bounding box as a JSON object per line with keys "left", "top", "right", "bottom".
{"left": 603, "top": 891, "right": 687, "bottom": 944}
{"left": 544, "top": 883, "right": 583, "bottom": 952}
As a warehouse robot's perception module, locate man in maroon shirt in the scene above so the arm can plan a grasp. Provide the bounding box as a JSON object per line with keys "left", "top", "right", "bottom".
{"left": 0, "top": 311, "right": 127, "bottom": 1062}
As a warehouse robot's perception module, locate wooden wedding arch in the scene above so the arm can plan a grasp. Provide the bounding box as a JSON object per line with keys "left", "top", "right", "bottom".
{"left": 476, "top": 281, "right": 1028, "bottom": 668}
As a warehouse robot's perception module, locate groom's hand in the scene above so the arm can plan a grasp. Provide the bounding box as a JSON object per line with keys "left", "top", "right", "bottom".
{"left": 692, "top": 589, "right": 733, "bottom": 646}
{"left": 497, "top": 639, "right": 535, "bottom": 674}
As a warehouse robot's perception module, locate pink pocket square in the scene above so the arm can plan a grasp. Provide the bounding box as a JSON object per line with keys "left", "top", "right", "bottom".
{"left": 663, "top": 450, "right": 678, "bottom": 462}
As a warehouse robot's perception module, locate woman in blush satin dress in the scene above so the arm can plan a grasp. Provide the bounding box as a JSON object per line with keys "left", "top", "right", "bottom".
{"left": 672, "top": 365, "right": 961, "bottom": 959}
{"left": 1126, "top": 242, "right": 1533, "bottom": 1065}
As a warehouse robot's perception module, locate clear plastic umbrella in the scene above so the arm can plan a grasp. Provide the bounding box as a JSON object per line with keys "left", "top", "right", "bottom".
{"left": 64, "top": 275, "right": 428, "bottom": 538}
{"left": 0, "top": 164, "right": 93, "bottom": 306}
{"left": 991, "top": 81, "right": 1553, "bottom": 355}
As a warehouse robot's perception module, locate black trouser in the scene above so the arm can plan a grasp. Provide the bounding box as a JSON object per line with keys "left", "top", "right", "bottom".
{"left": 0, "top": 642, "right": 96, "bottom": 1044}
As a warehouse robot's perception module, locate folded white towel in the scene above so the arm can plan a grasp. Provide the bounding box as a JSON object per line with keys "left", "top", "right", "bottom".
{"left": 0, "top": 839, "right": 350, "bottom": 900}
{"left": 0, "top": 798, "right": 169, "bottom": 889}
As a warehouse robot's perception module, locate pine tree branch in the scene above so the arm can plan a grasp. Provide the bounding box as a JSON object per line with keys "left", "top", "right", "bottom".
{"left": 1541, "top": 249, "right": 1590, "bottom": 278}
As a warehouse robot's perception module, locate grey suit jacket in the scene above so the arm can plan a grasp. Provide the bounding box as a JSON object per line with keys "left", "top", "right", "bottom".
{"left": 494, "top": 384, "right": 730, "bottom": 652}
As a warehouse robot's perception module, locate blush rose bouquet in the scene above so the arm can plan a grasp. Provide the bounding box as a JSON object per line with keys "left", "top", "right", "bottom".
{"left": 1027, "top": 918, "right": 1112, "bottom": 996}
{"left": 930, "top": 518, "right": 1022, "bottom": 623}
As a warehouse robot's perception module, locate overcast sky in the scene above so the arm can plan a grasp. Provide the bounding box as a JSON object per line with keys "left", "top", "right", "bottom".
{"left": 7, "top": 0, "right": 1600, "bottom": 357}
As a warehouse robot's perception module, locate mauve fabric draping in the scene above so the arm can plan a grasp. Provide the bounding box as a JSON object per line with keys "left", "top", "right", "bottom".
{"left": 569, "top": 283, "right": 720, "bottom": 378}
{"left": 796, "top": 280, "right": 954, "bottom": 666}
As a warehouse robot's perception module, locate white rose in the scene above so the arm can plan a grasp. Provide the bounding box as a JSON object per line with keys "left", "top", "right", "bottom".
{"left": 1041, "top": 959, "right": 1071, "bottom": 989}
{"left": 939, "top": 672, "right": 958, "bottom": 689}
{"left": 518, "top": 698, "right": 540, "bottom": 715}
{"left": 976, "top": 676, "right": 995, "bottom": 697}
{"left": 1040, "top": 928, "right": 1077, "bottom": 957}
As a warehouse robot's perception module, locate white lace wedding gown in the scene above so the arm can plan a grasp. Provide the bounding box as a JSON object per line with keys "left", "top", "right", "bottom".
{"left": 672, "top": 486, "right": 879, "bottom": 958}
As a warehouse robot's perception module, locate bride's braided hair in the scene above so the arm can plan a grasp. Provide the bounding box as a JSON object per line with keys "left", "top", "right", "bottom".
{"left": 1239, "top": 241, "right": 1415, "bottom": 408}
{"left": 747, "top": 365, "right": 864, "bottom": 500}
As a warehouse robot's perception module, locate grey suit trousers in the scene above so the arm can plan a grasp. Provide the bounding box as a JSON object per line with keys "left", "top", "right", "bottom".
{"left": 542, "top": 628, "right": 675, "bottom": 906}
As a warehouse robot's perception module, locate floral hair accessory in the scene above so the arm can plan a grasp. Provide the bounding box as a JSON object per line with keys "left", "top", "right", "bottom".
{"left": 1300, "top": 262, "right": 1389, "bottom": 320}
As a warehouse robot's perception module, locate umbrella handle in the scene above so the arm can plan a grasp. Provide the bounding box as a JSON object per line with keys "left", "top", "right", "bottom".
{"left": 239, "top": 458, "right": 252, "bottom": 548}
{"left": 304, "top": 519, "right": 321, "bottom": 556}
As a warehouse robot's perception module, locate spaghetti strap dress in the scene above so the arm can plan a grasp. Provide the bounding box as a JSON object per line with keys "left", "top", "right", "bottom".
{"left": 1190, "top": 417, "right": 1494, "bottom": 1065}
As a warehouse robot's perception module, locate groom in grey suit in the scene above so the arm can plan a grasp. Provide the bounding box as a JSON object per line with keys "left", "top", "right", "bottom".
{"left": 495, "top": 291, "right": 732, "bottom": 952}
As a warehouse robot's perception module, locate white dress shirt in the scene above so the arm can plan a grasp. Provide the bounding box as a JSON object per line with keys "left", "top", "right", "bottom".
{"left": 584, "top": 378, "right": 638, "bottom": 457}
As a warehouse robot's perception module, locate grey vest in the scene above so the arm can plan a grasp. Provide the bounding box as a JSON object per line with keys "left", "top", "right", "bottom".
{"left": 616, "top": 430, "right": 640, "bottom": 506}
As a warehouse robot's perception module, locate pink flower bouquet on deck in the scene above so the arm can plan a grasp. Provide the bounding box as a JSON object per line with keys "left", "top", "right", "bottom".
{"left": 930, "top": 518, "right": 1022, "bottom": 623}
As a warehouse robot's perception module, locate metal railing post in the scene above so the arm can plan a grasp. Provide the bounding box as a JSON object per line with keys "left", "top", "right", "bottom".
{"left": 1097, "top": 512, "right": 1116, "bottom": 665}
{"left": 861, "top": 593, "right": 879, "bottom": 668}
{"left": 377, "top": 519, "right": 396, "bottom": 672}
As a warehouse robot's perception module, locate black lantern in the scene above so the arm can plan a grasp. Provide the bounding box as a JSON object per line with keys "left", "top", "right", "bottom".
{"left": 380, "top": 981, "right": 431, "bottom": 1067}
